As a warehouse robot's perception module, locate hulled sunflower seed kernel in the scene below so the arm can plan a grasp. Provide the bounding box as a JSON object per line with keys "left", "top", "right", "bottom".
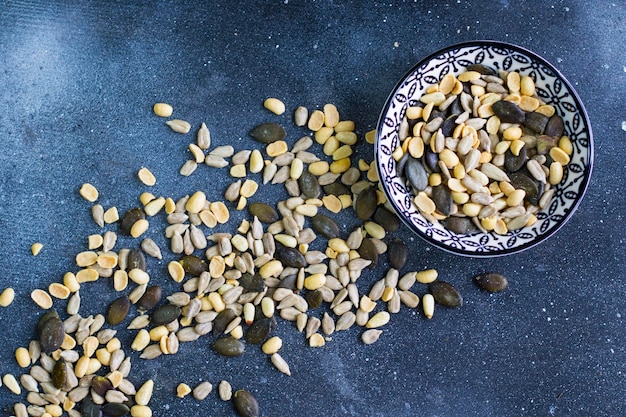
{"left": 361, "top": 329, "right": 383, "bottom": 345}
{"left": 218, "top": 380, "right": 232, "bottom": 401}
{"left": 177, "top": 383, "right": 192, "bottom": 398}
{"left": 193, "top": 381, "right": 213, "bottom": 400}
{"left": 271, "top": 353, "right": 292, "bottom": 376}
{"left": 153, "top": 102, "right": 173, "bottom": 117}
{"left": 166, "top": 119, "right": 191, "bottom": 134}
{"left": 31, "top": 289, "right": 53, "bottom": 310}
{"left": 264, "top": 97, "right": 286, "bottom": 115}
{"left": 31, "top": 242, "right": 44, "bottom": 256}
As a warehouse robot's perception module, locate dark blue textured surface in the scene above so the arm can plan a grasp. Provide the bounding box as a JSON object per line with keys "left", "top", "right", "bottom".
{"left": 0, "top": 1, "right": 624, "bottom": 416}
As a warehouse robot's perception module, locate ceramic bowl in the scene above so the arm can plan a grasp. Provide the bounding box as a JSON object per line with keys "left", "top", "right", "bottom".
{"left": 375, "top": 40, "right": 593, "bottom": 257}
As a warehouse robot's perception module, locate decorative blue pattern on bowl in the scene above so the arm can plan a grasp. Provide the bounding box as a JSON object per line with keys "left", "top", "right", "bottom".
{"left": 375, "top": 41, "right": 593, "bottom": 257}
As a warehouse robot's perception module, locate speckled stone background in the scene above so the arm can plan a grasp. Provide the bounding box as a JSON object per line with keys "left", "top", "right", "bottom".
{"left": 0, "top": 1, "right": 624, "bottom": 416}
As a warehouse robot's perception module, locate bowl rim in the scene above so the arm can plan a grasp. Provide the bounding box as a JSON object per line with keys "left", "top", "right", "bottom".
{"left": 374, "top": 40, "right": 594, "bottom": 257}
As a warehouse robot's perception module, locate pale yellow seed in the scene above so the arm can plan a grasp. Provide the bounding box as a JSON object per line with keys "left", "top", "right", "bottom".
{"left": 166, "top": 119, "right": 191, "bottom": 134}
{"left": 309, "top": 160, "right": 330, "bottom": 176}
{"left": 518, "top": 95, "right": 540, "bottom": 112}
{"left": 423, "top": 293, "right": 435, "bottom": 319}
{"left": 264, "top": 97, "right": 285, "bottom": 115}
{"left": 322, "top": 194, "right": 342, "bottom": 213}
{"left": 332, "top": 144, "right": 353, "bottom": 161}
{"left": 164, "top": 197, "right": 176, "bottom": 214}
{"left": 549, "top": 146, "right": 571, "bottom": 165}
{"left": 507, "top": 189, "right": 526, "bottom": 207}
{"left": 549, "top": 162, "right": 564, "bottom": 185}
{"left": 48, "top": 283, "right": 70, "bottom": 300}
{"left": 407, "top": 136, "right": 425, "bottom": 159}
{"left": 335, "top": 131, "right": 358, "bottom": 145}
{"left": 328, "top": 238, "right": 350, "bottom": 253}
{"left": 481, "top": 216, "right": 497, "bottom": 231}
{"left": 415, "top": 269, "right": 438, "bottom": 284}
{"left": 153, "top": 102, "right": 173, "bottom": 117}
{"left": 330, "top": 157, "right": 351, "bottom": 174}
{"left": 439, "top": 73, "right": 456, "bottom": 95}
{"left": 135, "top": 380, "right": 154, "bottom": 406}
{"left": 15, "top": 347, "right": 30, "bottom": 368}
{"left": 144, "top": 197, "right": 165, "bottom": 217}
{"left": 128, "top": 268, "right": 150, "bottom": 285}
{"left": 266, "top": 140, "right": 288, "bottom": 157}
{"left": 510, "top": 139, "right": 525, "bottom": 157}
{"left": 335, "top": 120, "right": 355, "bottom": 132}
{"left": 295, "top": 204, "right": 317, "bottom": 217}
{"left": 139, "top": 192, "right": 155, "bottom": 205}
{"left": 130, "top": 219, "right": 149, "bottom": 238}
{"left": 314, "top": 126, "right": 334, "bottom": 145}
{"left": 177, "top": 383, "right": 192, "bottom": 398}
{"left": 439, "top": 148, "right": 459, "bottom": 168}
{"left": 87, "top": 234, "right": 103, "bottom": 250}
{"left": 76, "top": 268, "right": 99, "bottom": 283}
{"left": 249, "top": 149, "right": 264, "bottom": 173}
{"left": 366, "top": 311, "right": 390, "bottom": 328}
{"left": 507, "top": 71, "right": 521, "bottom": 93}
{"left": 76, "top": 251, "right": 98, "bottom": 267}
{"left": 323, "top": 103, "right": 339, "bottom": 127}
{"left": 230, "top": 164, "right": 247, "bottom": 178}
{"left": 494, "top": 218, "right": 508, "bottom": 235}
{"left": 113, "top": 270, "right": 128, "bottom": 291}
{"left": 414, "top": 192, "right": 436, "bottom": 214}
{"left": 308, "top": 110, "right": 325, "bottom": 131}
{"left": 495, "top": 140, "right": 511, "bottom": 155}
{"left": 323, "top": 136, "right": 340, "bottom": 156}
{"left": 419, "top": 91, "right": 446, "bottom": 105}
{"left": 304, "top": 273, "right": 326, "bottom": 290}
{"left": 457, "top": 71, "right": 481, "bottom": 82}
{"left": 210, "top": 201, "right": 230, "bottom": 224}
{"left": 185, "top": 191, "right": 206, "bottom": 214}
{"left": 0, "top": 288, "right": 14, "bottom": 308}
{"left": 3, "top": 374, "right": 21, "bottom": 394}
{"left": 103, "top": 206, "right": 120, "bottom": 223}
{"left": 365, "top": 129, "right": 376, "bottom": 145}
{"left": 290, "top": 158, "right": 304, "bottom": 179}
{"left": 559, "top": 136, "right": 573, "bottom": 155}
{"left": 138, "top": 167, "right": 156, "bottom": 186}
{"left": 364, "top": 221, "right": 385, "bottom": 240}
{"left": 31, "top": 289, "right": 52, "bottom": 309}
{"left": 240, "top": 179, "right": 259, "bottom": 198}
{"left": 79, "top": 183, "right": 99, "bottom": 202}
{"left": 31, "top": 242, "right": 43, "bottom": 256}
{"left": 535, "top": 104, "right": 555, "bottom": 118}
{"left": 520, "top": 75, "right": 536, "bottom": 96}
{"left": 308, "top": 333, "right": 326, "bottom": 347}
{"left": 261, "top": 336, "right": 283, "bottom": 355}
{"left": 130, "top": 405, "right": 153, "bottom": 417}
{"left": 207, "top": 292, "right": 226, "bottom": 312}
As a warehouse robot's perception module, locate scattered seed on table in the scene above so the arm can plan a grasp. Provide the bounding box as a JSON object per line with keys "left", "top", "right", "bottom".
{"left": 153, "top": 102, "right": 173, "bottom": 117}
{"left": 166, "top": 119, "right": 191, "bottom": 134}
{"left": 79, "top": 183, "right": 99, "bottom": 202}
{"left": 0, "top": 287, "right": 15, "bottom": 307}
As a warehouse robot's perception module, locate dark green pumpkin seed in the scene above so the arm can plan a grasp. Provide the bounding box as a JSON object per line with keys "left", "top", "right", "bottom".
{"left": 443, "top": 217, "right": 479, "bottom": 234}
{"left": 431, "top": 184, "right": 453, "bottom": 216}
{"left": 101, "top": 402, "right": 130, "bottom": 417}
{"left": 466, "top": 63, "right": 496, "bottom": 75}
{"left": 509, "top": 172, "right": 540, "bottom": 205}
{"left": 357, "top": 238, "right": 378, "bottom": 269}
{"left": 311, "top": 214, "right": 340, "bottom": 239}
{"left": 107, "top": 296, "right": 130, "bottom": 325}
{"left": 536, "top": 134, "right": 559, "bottom": 155}
{"left": 213, "top": 309, "right": 238, "bottom": 334}
{"left": 440, "top": 114, "right": 458, "bottom": 137}
{"left": 150, "top": 304, "right": 181, "bottom": 325}
{"left": 127, "top": 248, "right": 147, "bottom": 271}
{"left": 504, "top": 146, "right": 527, "bottom": 172}
{"left": 423, "top": 149, "right": 441, "bottom": 173}
{"left": 373, "top": 206, "right": 400, "bottom": 232}
{"left": 298, "top": 171, "right": 321, "bottom": 199}
{"left": 37, "top": 309, "right": 60, "bottom": 335}
{"left": 523, "top": 111, "right": 549, "bottom": 134}
{"left": 492, "top": 100, "right": 525, "bottom": 124}
{"left": 233, "top": 389, "right": 260, "bottom": 417}
{"left": 274, "top": 244, "right": 307, "bottom": 268}
{"left": 404, "top": 157, "right": 429, "bottom": 192}
{"left": 388, "top": 239, "right": 408, "bottom": 270}
{"left": 429, "top": 281, "right": 463, "bottom": 308}
{"left": 304, "top": 290, "right": 323, "bottom": 309}
{"left": 322, "top": 182, "right": 349, "bottom": 196}
{"left": 91, "top": 375, "right": 113, "bottom": 397}
{"left": 82, "top": 397, "right": 102, "bottom": 417}
{"left": 248, "top": 202, "right": 279, "bottom": 223}
{"left": 473, "top": 273, "right": 508, "bottom": 293}
{"left": 239, "top": 273, "right": 265, "bottom": 293}
{"left": 245, "top": 316, "right": 276, "bottom": 345}
{"left": 544, "top": 115, "right": 564, "bottom": 138}
{"left": 136, "top": 286, "right": 162, "bottom": 311}
{"left": 355, "top": 186, "right": 378, "bottom": 221}
{"left": 179, "top": 255, "right": 209, "bottom": 276}
{"left": 119, "top": 207, "right": 145, "bottom": 236}
{"left": 249, "top": 122, "right": 286, "bottom": 144}
{"left": 39, "top": 315, "right": 65, "bottom": 354}
{"left": 51, "top": 358, "right": 66, "bottom": 389}
{"left": 212, "top": 336, "right": 245, "bottom": 357}
{"left": 276, "top": 274, "right": 297, "bottom": 290}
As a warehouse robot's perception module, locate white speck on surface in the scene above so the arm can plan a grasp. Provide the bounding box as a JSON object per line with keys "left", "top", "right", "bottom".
{"left": 621, "top": 121, "right": 626, "bottom": 131}
{"left": 557, "top": 57, "right": 563, "bottom": 63}
{"left": 602, "top": 63, "right": 609, "bottom": 69}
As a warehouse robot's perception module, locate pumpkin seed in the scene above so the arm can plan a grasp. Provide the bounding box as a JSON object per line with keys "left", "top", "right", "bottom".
{"left": 213, "top": 336, "right": 245, "bottom": 357}
{"left": 355, "top": 186, "right": 378, "bottom": 220}
{"left": 473, "top": 272, "right": 508, "bottom": 292}
{"left": 388, "top": 239, "right": 408, "bottom": 270}
{"left": 150, "top": 304, "right": 181, "bottom": 325}
{"left": 429, "top": 281, "right": 463, "bottom": 308}
{"left": 107, "top": 296, "right": 130, "bottom": 325}
{"left": 233, "top": 389, "right": 260, "bottom": 417}
{"left": 248, "top": 202, "right": 279, "bottom": 223}
{"left": 250, "top": 122, "right": 286, "bottom": 143}
{"left": 136, "top": 286, "right": 162, "bottom": 311}
{"left": 38, "top": 312, "right": 65, "bottom": 354}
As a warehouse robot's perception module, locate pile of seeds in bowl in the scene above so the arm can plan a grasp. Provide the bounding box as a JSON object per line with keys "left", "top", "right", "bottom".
{"left": 394, "top": 64, "right": 574, "bottom": 235}
{"left": 1, "top": 98, "right": 506, "bottom": 417}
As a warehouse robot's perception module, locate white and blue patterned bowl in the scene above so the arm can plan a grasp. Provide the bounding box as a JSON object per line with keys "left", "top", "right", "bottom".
{"left": 375, "top": 41, "right": 593, "bottom": 257}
